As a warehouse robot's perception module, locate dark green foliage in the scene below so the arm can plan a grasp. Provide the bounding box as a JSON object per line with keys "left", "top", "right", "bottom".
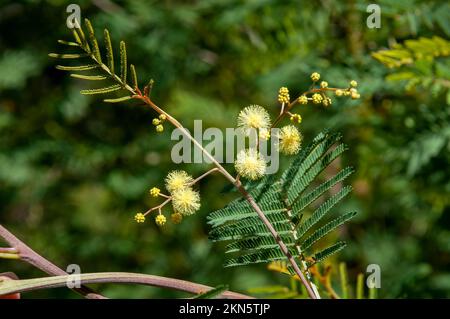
{"left": 208, "top": 131, "right": 355, "bottom": 268}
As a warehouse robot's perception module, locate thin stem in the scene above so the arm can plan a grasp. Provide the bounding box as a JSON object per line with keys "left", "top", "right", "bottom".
{"left": 0, "top": 224, "right": 251, "bottom": 299}
{"left": 144, "top": 198, "right": 172, "bottom": 216}
{"left": 0, "top": 272, "right": 252, "bottom": 299}
{"left": 0, "top": 224, "right": 106, "bottom": 299}
{"left": 133, "top": 94, "right": 319, "bottom": 299}
{"left": 190, "top": 168, "right": 219, "bottom": 185}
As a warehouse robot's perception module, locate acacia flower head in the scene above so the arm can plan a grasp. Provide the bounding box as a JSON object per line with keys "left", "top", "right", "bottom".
{"left": 165, "top": 170, "right": 193, "bottom": 193}
{"left": 322, "top": 97, "right": 332, "bottom": 107}
{"left": 320, "top": 81, "right": 328, "bottom": 88}
{"left": 298, "top": 95, "right": 308, "bottom": 105}
{"left": 278, "top": 125, "right": 302, "bottom": 155}
{"left": 159, "top": 114, "right": 167, "bottom": 121}
{"left": 237, "top": 105, "right": 271, "bottom": 134}
{"left": 335, "top": 89, "right": 343, "bottom": 96}
{"left": 290, "top": 113, "right": 302, "bottom": 124}
{"left": 234, "top": 148, "right": 266, "bottom": 180}
{"left": 172, "top": 187, "right": 201, "bottom": 216}
{"left": 156, "top": 124, "right": 164, "bottom": 133}
{"left": 134, "top": 213, "right": 145, "bottom": 223}
{"left": 155, "top": 214, "right": 166, "bottom": 226}
{"left": 312, "top": 93, "right": 323, "bottom": 104}
{"left": 149, "top": 187, "right": 161, "bottom": 197}
{"left": 311, "top": 72, "right": 320, "bottom": 82}
{"left": 350, "top": 80, "right": 358, "bottom": 87}
{"left": 152, "top": 118, "right": 161, "bottom": 125}
{"left": 278, "top": 87, "right": 290, "bottom": 104}
{"left": 171, "top": 212, "right": 183, "bottom": 224}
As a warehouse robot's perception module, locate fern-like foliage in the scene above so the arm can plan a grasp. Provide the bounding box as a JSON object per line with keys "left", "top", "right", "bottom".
{"left": 49, "top": 19, "right": 146, "bottom": 102}
{"left": 372, "top": 36, "right": 450, "bottom": 103}
{"left": 208, "top": 131, "right": 356, "bottom": 270}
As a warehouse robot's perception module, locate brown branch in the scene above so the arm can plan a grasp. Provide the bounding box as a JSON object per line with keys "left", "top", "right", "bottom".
{"left": 0, "top": 272, "right": 252, "bottom": 299}
{"left": 0, "top": 224, "right": 251, "bottom": 299}
{"left": 0, "top": 224, "right": 106, "bottom": 299}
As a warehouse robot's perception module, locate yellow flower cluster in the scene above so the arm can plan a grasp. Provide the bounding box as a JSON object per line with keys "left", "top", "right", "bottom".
{"left": 311, "top": 72, "right": 320, "bottom": 82}
{"left": 312, "top": 93, "right": 323, "bottom": 104}
{"left": 134, "top": 213, "right": 145, "bottom": 223}
{"left": 155, "top": 214, "right": 166, "bottom": 226}
{"left": 171, "top": 212, "right": 183, "bottom": 224}
{"left": 165, "top": 170, "right": 201, "bottom": 216}
{"left": 278, "top": 87, "right": 290, "bottom": 104}
{"left": 278, "top": 125, "right": 302, "bottom": 155}
{"left": 149, "top": 187, "right": 160, "bottom": 197}
{"left": 290, "top": 114, "right": 302, "bottom": 124}
{"left": 298, "top": 95, "right": 308, "bottom": 105}
{"left": 152, "top": 113, "right": 167, "bottom": 133}
{"left": 235, "top": 148, "right": 267, "bottom": 180}
{"left": 237, "top": 105, "right": 271, "bottom": 134}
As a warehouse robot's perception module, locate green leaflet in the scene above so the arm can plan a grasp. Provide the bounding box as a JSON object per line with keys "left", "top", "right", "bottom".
{"left": 224, "top": 247, "right": 297, "bottom": 267}
{"left": 208, "top": 131, "right": 355, "bottom": 269}
{"left": 104, "top": 29, "right": 114, "bottom": 74}
{"left": 57, "top": 40, "right": 79, "bottom": 47}
{"left": 120, "top": 41, "right": 127, "bottom": 83}
{"left": 56, "top": 65, "right": 99, "bottom": 71}
{"left": 299, "top": 211, "right": 357, "bottom": 250}
{"left": 310, "top": 241, "right": 347, "bottom": 266}
{"left": 130, "top": 64, "right": 138, "bottom": 89}
{"left": 104, "top": 96, "right": 132, "bottom": 103}
{"left": 70, "top": 74, "right": 107, "bottom": 81}
{"left": 48, "top": 53, "right": 88, "bottom": 59}
{"left": 80, "top": 84, "right": 122, "bottom": 95}
{"left": 296, "top": 185, "right": 352, "bottom": 238}
{"left": 51, "top": 19, "right": 138, "bottom": 101}
{"left": 84, "top": 19, "right": 102, "bottom": 63}
{"left": 292, "top": 166, "right": 354, "bottom": 215}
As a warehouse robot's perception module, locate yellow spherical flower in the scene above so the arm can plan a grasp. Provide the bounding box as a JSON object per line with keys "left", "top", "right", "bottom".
{"left": 311, "top": 72, "right": 320, "bottom": 82}
{"left": 290, "top": 114, "right": 302, "bottom": 124}
{"left": 350, "top": 80, "right": 358, "bottom": 87}
{"left": 237, "top": 105, "right": 271, "bottom": 134}
{"left": 278, "top": 87, "right": 290, "bottom": 104}
{"left": 298, "top": 95, "right": 308, "bottom": 105}
{"left": 322, "top": 97, "right": 332, "bottom": 107}
{"left": 351, "top": 92, "right": 361, "bottom": 99}
{"left": 320, "top": 81, "right": 328, "bottom": 88}
{"left": 159, "top": 114, "right": 167, "bottom": 121}
{"left": 149, "top": 187, "right": 160, "bottom": 197}
{"left": 156, "top": 124, "right": 164, "bottom": 133}
{"left": 335, "top": 89, "right": 343, "bottom": 96}
{"left": 172, "top": 187, "right": 201, "bottom": 216}
{"left": 277, "top": 125, "right": 302, "bottom": 155}
{"left": 155, "top": 214, "right": 166, "bottom": 226}
{"left": 234, "top": 148, "right": 266, "bottom": 180}
{"left": 312, "top": 93, "right": 323, "bottom": 104}
{"left": 165, "top": 170, "right": 193, "bottom": 193}
{"left": 134, "top": 213, "right": 145, "bottom": 223}
{"left": 171, "top": 212, "right": 183, "bottom": 224}
{"left": 152, "top": 118, "right": 161, "bottom": 125}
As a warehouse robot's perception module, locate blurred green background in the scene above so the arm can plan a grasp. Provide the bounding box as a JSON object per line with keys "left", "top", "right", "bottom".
{"left": 1, "top": 0, "right": 449, "bottom": 298}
